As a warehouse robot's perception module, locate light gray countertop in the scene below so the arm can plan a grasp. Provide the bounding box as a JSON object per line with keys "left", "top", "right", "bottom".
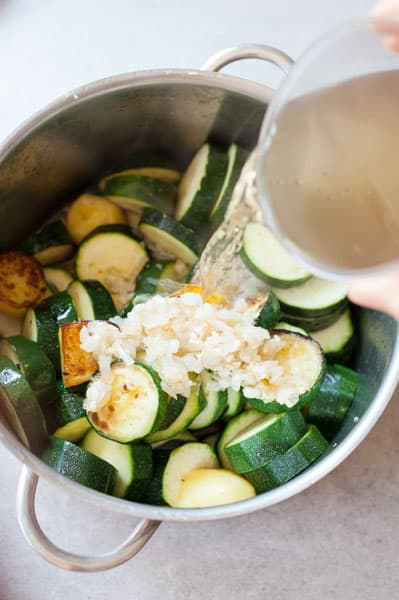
{"left": 2, "top": 1, "right": 398, "bottom": 599}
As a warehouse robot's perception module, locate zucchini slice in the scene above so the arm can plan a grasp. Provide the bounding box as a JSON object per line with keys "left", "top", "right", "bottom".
{"left": 162, "top": 442, "right": 219, "bottom": 507}
{"left": 134, "top": 260, "right": 167, "bottom": 296}
{"left": 209, "top": 144, "right": 247, "bottom": 224}
{"left": 0, "top": 356, "right": 47, "bottom": 453}
{"left": 176, "top": 144, "right": 228, "bottom": 228}
{"left": 144, "top": 448, "right": 172, "bottom": 506}
{"left": 67, "top": 280, "right": 116, "bottom": 320}
{"left": 224, "top": 410, "right": 307, "bottom": 473}
{"left": 59, "top": 321, "right": 98, "bottom": 388}
{"left": 0, "top": 251, "right": 47, "bottom": 317}
{"left": 150, "top": 431, "right": 197, "bottom": 449}
{"left": 306, "top": 364, "right": 358, "bottom": 440}
{"left": 44, "top": 268, "right": 74, "bottom": 293}
{"left": 19, "top": 221, "right": 75, "bottom": 266}
{"left": 22, "top": 292, "right": 78, "bottom": 372}
{"left": 279, "top": 309, "right": 347, "bottom": 333}
{"left": 53, "top": 382, "right": 90, "bottom": 442}
{"left": 223, "top": 388, "right": 245, "bottom": 420}
{"left": 174, "top": 467, "right": 255, "bottom": 508}
{"left": 82, "top": 428, "right": 153, "bottom": 500}
{"left": 272, "top": 278, "right": 348, "bottom": 319}
{"left": 87, "top": 363, "right": 169, "bottom": 444}
{"left": 0, "top": 336, "right": 57, "bottom": 431}
{"left": 139, "top": 209, "right": 199, "bottom": 266}
{"left": 217, "top": 409, "right": 263, "bottom": 469}
{"left": 240, "top": 223, "right": 310, "bottom": 288}
{"left": 42, "top": 437, "right": 116, "bottom": 494}
{"left": 66, "top": 193, "right": 128, "bottom": 244}
{"left": 189, "top": 372, "right": 227, "bottom": 430}
{"left": 311, "top": 309, "right": 355, "bottom": 364}
{"left": 202, "top": 432, "right": 220, "bottom": 450}
{"left": 243, "top": 425, "right": 328, "bottom": 493}
{"left": 145, "top": 383, "right": 206, "bottom": 444}
{"left": 75, "top": 226, "right": 148, "bottom": 311}
{"left": 274, "top": 322, "right": 309, "bottom": 336}
{"left": 245, "top": 331, "right": 325, "bottom": 414}
{"left": 104, "top": 175, "right": 176, "bottom": 215}
{"left": 100, "top": 167, "right": 181, "bottom": 191}
{"left": 254, "top": 290, "right": 281, "bottom": 329}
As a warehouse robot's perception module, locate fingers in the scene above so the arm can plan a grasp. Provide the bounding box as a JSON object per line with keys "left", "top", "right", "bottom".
{"left": 370, "top": 0, "right": 399, "bottom": 18}
{"left": 348, "top": 269, "right": 399, "bottom": 319}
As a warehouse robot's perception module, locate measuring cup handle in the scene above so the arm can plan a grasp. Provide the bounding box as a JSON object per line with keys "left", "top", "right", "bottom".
{"left": 16, "top": 466, "right": 161, "bottom": 572}
{"left": 201, "top": 43, "right": 293, "bottom": 75}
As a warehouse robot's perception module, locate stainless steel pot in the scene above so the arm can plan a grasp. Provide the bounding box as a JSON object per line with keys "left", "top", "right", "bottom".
{"left": 0, "top": 44, "right": 398, "bottom": 572}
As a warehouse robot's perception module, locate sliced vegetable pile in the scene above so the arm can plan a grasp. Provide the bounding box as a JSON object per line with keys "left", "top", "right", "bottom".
{"left": 0, "top": 144, "right": 360, "bottom": 508}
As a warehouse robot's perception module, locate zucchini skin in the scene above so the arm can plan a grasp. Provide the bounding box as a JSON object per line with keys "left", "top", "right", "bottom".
{"left": 255, "top": 291, "right": 281, "bottom": 329}
{"left": 0, "top": 336, "right": 58, "bottom": 432}
{"left": 225, "top": 410, "right": 308, "bottom": 473}
{"left": 0, "top": 356, "right": 48, "bottom": 454}
{"left": 139, "top": 209, "right": 199, "bottom": 255}
{"left": 240, "top": 247, "right": 311, "bottom": 289}
{"left": 54, "top": 381, "right": 86, "bottom": 427}
{"left": 242, "top": 425, "right": 328, "bottom": 492}
{"left": 104, "top": 175, "right": 176, "bottom": 215}
{"left": 178, "top": 145, "right": 228, "bottom": 228}
{"left": 210, "top": 145, "right": 248, "bottom": 225}
{"left": 305, "top": 365, "right": 358, "bottom": 440}
{"left": 19, "top": 221, "right": 74, "bottom": 255}
{"left": 33, "top": 292, "right": 78, "bottom": 372}
{"left": 42, "top": 437, "right": 116, "bottom": 493}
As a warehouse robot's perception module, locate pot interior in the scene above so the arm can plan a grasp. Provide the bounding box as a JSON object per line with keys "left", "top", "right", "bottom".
{"left": 0, "top": 72, "right": 397, "bottom": 513}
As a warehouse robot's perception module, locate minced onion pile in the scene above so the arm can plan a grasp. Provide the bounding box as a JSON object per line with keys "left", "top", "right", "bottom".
{"left": 81, "top": 291, "right": 310, "bottom": 412}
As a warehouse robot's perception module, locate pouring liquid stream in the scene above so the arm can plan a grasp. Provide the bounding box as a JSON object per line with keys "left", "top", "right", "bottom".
{"left": 198, "top": 69, "right": 399, "bottom": 304}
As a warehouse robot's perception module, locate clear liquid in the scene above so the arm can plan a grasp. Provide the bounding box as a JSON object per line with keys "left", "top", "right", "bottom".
{"left": 198, "top": 153, "right": 269, "bottom": 307}
{"left": 260, "top": 69, "right": 399, "bottom": 271}
{"left": 199, "top": 69, "right": 399, "bottom": 302}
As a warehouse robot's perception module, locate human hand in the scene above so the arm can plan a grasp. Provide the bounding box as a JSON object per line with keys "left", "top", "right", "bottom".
{"left": 347, "top": 1, "right": 399, "bottom": 319}
{"left": 370, "top": 0, "right": 399, "bottom": 51}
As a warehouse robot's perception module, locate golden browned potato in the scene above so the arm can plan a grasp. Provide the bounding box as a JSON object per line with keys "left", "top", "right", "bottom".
{"left": 59, "top": 320, "right": 98, "bottom": 387}
{"left": 0, "top": 251, "right": 47, "bottom": 317}
{"left": 65, "top": 193, "right": 127, "bottom": 244}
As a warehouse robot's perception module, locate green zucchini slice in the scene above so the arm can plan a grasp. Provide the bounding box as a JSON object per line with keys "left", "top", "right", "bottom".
{"left": 254, "top": 290, "right": 281, "bottom": 329}
{"left": 0, "top": 356, "right": 47, "bottom": 453}
{"left": 22, "top": 292, "right": 77, "bottom": 372}
{"left": 139, "top": 209, "right": 199, "bottom": 266}
{"left": 176, "top": 144, "right": 228, "bottom": 228}
{"left": 53, "top": 382, "right": 90, "bottom": 442}
{"left": 306, "top": 364, "right": 358, "bottom": 440}
{"left": 146, "top": 383, "right": 206, "bottom": 444}
{"left": 245, "top": 331, "right": 325, "bottom": 414}
{"left": 272, "top": 278, "right": 348, "bottom": 318}
{"left": 19, "top": 221, "right": 75, "bottom": 266}
{"left": 217, "top": 409, "right": 263, "bottom": 469}
{"left": 87, "top": 363, "right": 169, "bottom": 444}
{"left": 242, "top": 425, "right": 328, "bottom": 492}
{"left": 162, "top": 442, "right": 219, "bottom": 507}
{"left": 209, "top": 144, "right": 247, "bottom": 224}
{"left": 104, "top": 174, "right": 176, "bottom": 215}
{"left": 81, "top": 428, "right": 153, "bottom": 500}
{"left": 44, "top": 268, "right": 74, "bottom": 292}
{"left": 67, "top": 280, "right": 116, "bottom": 320}
{"left": 42, "top": 437, "right": 116, "bottom": 494}
{"left": 189, "top": 372, "right": 227, "bottom": 430}
{"left": 0, "top": 336, "right": 57, "bottom": 431}
{"left": 311, "top": 309, "right": 355, "bottom": 364}
{"left": 224, "top": 410, "right": 307, "bottom": 473}
{"left": 75, "top": 226, "right": 148, "bottom": 310}
{"left": 240, "top": 223, "right": 310, "bottom": 288}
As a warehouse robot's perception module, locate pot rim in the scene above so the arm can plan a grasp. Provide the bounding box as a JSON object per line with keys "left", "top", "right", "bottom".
{"left": 0, "top": 66, "right": 398, "bottom": 521}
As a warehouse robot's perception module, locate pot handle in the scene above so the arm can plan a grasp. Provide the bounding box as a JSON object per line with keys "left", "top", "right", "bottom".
{"left": 16, "top": 466, "right": 161, "bottom": 572}
{"left": 201, "top": 43, "right": 293, "bottom": 75}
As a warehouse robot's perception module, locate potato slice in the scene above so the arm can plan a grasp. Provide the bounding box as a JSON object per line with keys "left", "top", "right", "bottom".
{"left": 66, "top": 193, "right": 127, "bottom": 244}
{"left": 0, "top": 251, "right": 47, "bottom": 316}
{"left": 59, "top": 320, "right": 98, "bottom": 387}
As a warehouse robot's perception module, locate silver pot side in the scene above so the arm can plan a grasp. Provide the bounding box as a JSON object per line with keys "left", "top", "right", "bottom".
{"left": 0, "top": 48, "right": 397, "bottom": 571}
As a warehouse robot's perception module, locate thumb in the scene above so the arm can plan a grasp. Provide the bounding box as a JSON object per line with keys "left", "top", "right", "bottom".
{"left": 348, "top": 269, "right": 399, "bottom": 319}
